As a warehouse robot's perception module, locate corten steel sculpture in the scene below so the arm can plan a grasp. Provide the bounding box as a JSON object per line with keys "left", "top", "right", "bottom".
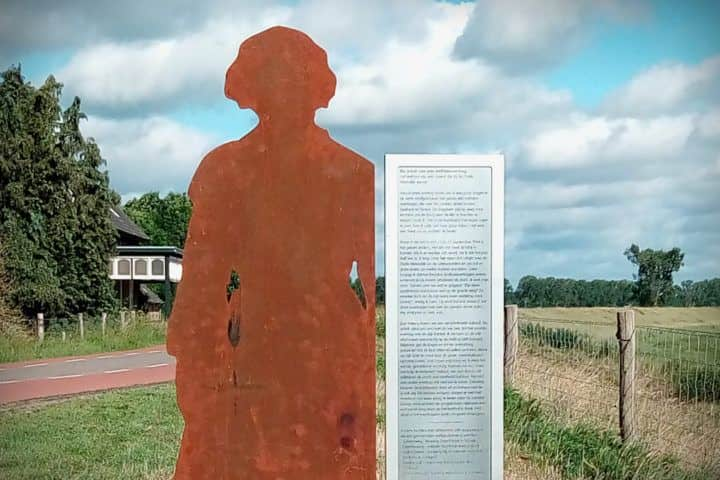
{"left": 167, "top": 26, "right": 376, "bottom": 479}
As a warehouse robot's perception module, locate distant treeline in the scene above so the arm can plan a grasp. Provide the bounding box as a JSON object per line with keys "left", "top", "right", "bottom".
{"left": 370, "top": 276, "right": 720, "bottom": 307}
{"left": 505, "top": 276, "right": 720, "bottom": 308}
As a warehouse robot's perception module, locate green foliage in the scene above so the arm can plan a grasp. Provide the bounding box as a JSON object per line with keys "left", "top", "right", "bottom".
{"left": 0, "top": 67, "right": 118, "bottom": 317}
{"left": 504, "top": 278, "right": 515, "bottom": 304}
{"left": 512, "top": 275, "right": 635, "bottom": 308}
{"left": 123, "top": 191, "right": 192, "bottom": 248}
{"left": 226, "top": 269, "right": 240, "bottom": 301}
{"left": 375, "top": 276, "right": 385, "bottom": 305}
{"left": 667, "top": 279, "right": 720, "bottom": 307}
{"left": 625, "top": 244, "right": 685, "bottom": 306}
{"left": 504, "top": 388, "right": 713, "bottom": 479}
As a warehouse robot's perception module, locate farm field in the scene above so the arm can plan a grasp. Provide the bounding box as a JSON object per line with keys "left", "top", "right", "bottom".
{"left": 520, "top": 307, "right": 720, "bottom": 334}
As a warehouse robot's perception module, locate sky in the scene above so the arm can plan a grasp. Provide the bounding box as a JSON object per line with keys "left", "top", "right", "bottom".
{"left": 2, "top": 0, "right": 719, "bottom": 284}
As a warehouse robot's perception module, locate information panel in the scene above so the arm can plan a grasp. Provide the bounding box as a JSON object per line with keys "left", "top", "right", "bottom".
{"left": 385, "top": 155, "right": 504, "bottom": 480}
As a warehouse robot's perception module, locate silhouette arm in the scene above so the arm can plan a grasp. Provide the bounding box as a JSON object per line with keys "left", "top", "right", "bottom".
{"left": 167, "top": 160, "right": 228, "bottom": 356}
{"left": 354, "top": 162, "right": 376, "bottom": 311}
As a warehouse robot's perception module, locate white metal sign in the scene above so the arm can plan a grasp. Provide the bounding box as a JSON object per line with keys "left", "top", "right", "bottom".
{"left": 385, "top": 154, "right": 504, "bottom": 480}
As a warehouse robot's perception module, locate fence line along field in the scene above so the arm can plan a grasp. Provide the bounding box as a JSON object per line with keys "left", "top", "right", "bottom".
{"left": 513, "top": 306, "right": 720, "bottom": 476}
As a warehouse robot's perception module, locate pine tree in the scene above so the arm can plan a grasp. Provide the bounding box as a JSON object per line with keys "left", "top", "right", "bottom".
{"left": 0, "top": 67, "right": 118, "bottom": 317}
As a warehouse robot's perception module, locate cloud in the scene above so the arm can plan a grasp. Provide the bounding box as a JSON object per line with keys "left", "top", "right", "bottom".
{"left": 603, "top": 56, "right": 720, "bottom": 115}
{"left": 522, "top": 114, "right": 695, "bottom": 169}
{"left": 453, "top": 0, "right": 647, "bottom": 72}
{"left": 5, "top": 0, "right": 717, "bottom": 282}
{"left": 0, "top": 0, "right": 272, "bottom": 64}
{"left": 82, "top": 116, "right": 218, "bottom": 195}
{"left": 57, "top": 7, "right": 291, "bottom": 115}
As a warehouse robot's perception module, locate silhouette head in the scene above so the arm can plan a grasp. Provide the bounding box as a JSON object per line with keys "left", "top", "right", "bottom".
{"left": 225, "top": 26, "right": 337, "bottom": 120}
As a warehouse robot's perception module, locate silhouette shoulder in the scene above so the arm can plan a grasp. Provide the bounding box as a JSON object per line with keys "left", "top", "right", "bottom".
{"left": 324, "top": 134, "right": 374, "bottom": 179}
{"left": 189, "top": 140, "right": 253, "bottom": 200}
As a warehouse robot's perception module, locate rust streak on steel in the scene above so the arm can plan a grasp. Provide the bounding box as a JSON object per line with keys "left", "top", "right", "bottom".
{"left": 167, "top": 26, "right": 376, "bottom": 479}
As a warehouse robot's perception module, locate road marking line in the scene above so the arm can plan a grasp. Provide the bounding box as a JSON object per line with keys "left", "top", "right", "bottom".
{"left": 104, "top": 369, "right": 130, "bottom": 374}
{"left": 65, "top": 358, "right": 87, "bottom": 363}
{"left": 145, "top": 363, "right": 169, "bottom": 368}
{"left": 148, "top": 350, "right": 164, "bottom": 354}
{"left": 123, "top": 352, "right": 141, "bottom": 356}
{"left": 0, "top": 379, "right": 20, "bottom": 384}
{"left": 23, "top": 363, "right": 49, "bottom": 368}
{"left": 97, "top": 355, "right": 115, "bottom": 359}
{"left": 48, "top": 374, "right": 84, "bottom": 380}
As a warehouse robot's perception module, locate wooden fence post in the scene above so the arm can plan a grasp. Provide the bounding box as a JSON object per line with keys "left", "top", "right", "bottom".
{"left": 120, "top": 311, "right": 127, "bottom": 330}
{"left": 504, "top": 304, "right": 519, "bottom": 385}
{"left": 36, "top": 312, "right": 44, "bottom": 342}
{"left": 617, "top": 309, "right": 636, "bottom": 442}
{"left": 79, "top": 312, "right": 84, "bottom": 339}
{"left": 101, "top": 312, "right": 107, "bottom": 337}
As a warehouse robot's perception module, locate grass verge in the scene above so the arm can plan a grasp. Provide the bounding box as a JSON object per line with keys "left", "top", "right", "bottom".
{"left": 0, "top": 319, "right": 166, "bottom": 363}
{"left": 505, "top": 388, "right": 716, "bottom": 479}
{"left": 0, "top": 385, "right": 181, "bottom": 480}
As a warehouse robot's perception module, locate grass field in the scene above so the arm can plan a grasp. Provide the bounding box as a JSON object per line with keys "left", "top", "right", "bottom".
{"left": 515, "top": 307, "right": 720, "bottom": 474}
{"left": 0, "top": 317, "right": 166, "bottom": 364}
{"left": 1, "top": 383, "right": 713, "bottom": 480}
{"left": 519, "top": 307, "right": 720, "bottom": 334}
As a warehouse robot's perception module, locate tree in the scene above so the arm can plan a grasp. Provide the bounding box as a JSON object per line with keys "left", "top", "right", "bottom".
{"left": 124, "top": 192, "right": 192, "bottom": 248}
{"left": 375, "top": 276, "right": 385, "bottom": 305}
{"left": 504, "top": 278, "right": 515, "bottom": 304}
{"left": 624, "top": 244, "right": 684, "bottom": 306}
{"left": 0, "top": 67, "right": 118, "bottom": 317}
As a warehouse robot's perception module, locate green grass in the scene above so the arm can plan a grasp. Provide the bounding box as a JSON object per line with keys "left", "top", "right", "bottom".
{"left": 0, "top": 317, "right": 166, "bottom": 363}
{"left": 2, "top": 384, "right": 715, "bottom": 479}
{"left": 0, "top": 385, "right": 182, "bottom": 480}
{"left": 505, "top": 388, "right": 716, "bottom": 479}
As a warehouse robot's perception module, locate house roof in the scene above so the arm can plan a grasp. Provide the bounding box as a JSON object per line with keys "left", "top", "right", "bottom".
{"left": 116, "top": 245, "right": 183, "bottom": 258}
{"left": 110, "top": 205, "right": 150, "bottom": 242}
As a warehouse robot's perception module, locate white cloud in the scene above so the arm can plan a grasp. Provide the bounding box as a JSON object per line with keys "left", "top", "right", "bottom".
{"left": 603, "top": 56, "right": 720, "bottom": 115}
{"left": 453, "top": 0, "right": 647, "bottom": 72}
{"left": 6, "top": 0, "right": 716, "bottom": 282}
{"left": 83, "top": 116, "right": 218, "bottom": 194}
{"left": 57, "top": 7, "right": 292, "bottom": 114}
{"left": 523, "top": 114, "right": 695, "bottom": 169}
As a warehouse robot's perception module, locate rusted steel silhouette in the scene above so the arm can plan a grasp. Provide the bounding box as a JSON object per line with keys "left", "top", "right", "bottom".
{"left": 167, "top": 26, "right": 376, "bottom": 479}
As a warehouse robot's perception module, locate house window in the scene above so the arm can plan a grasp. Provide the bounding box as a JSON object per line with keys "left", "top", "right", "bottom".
{"left": 152, "top": 259, "right": 164, "bottom": 275}
{"left": 135, "top": 259, "right": 147, "bottom": 275}
{"left": 118, "top": 259, "right": 130, "bottom": 275}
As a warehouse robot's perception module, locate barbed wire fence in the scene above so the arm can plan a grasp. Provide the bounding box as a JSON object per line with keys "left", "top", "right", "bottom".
{"left": 504, "top": 306, "right": 720, "bottom": 473}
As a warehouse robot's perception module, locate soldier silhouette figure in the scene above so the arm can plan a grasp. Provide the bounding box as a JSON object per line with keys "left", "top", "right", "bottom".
{"left": 167, "top": 26, "right": 376, "bottom": 479}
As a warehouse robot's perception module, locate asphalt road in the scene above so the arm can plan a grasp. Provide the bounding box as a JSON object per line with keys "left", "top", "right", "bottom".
{"left": 0, "top": 346, "right": 175, "bottom": 405}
